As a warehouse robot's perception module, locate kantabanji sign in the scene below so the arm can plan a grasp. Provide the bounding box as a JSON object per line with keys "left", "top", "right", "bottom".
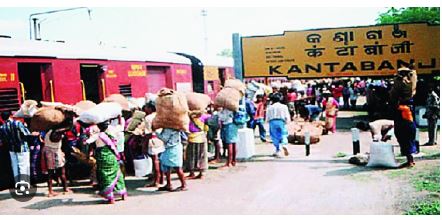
{"left": 241, "top": 23, "right": 440, "bottom": 78}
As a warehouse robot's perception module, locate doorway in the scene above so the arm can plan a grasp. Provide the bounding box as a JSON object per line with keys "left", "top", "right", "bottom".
{"left": 146, "top": 66, "right": 168, "bottom": 93}
{"left": 17, "top": 63, "right": 45, "bottom": 102}
{"left": 80, "top": 64, "right": 101, "bottom": 103}
{"left": 218, "top": 68, "right": 226, "bottom": 86}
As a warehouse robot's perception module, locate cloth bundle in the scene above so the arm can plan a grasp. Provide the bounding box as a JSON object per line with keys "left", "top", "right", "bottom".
{"left": 104, "top": 94, "right": 130, "bottom": 111}
{"left": 79, "top": 102, "right": 122, "bottom": 125}
{"left": 14, "top": 100, "right": 38, "bottom": 118}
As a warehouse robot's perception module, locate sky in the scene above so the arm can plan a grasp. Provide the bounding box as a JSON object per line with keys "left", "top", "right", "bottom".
{"left": 0, "top": 7, "right": 387, "bottom": 59}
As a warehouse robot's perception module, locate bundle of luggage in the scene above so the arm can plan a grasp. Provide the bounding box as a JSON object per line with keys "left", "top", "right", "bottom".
{"left": 79, "top": 102, "right": 123, "bottom": 125}
{"left": 13, "top": 100, "right": 38, "bottom": 118}
{"left": 152, "top": 88, "right": 190, "bottom": 131}
{"left": 215, "top": 79, "right": 245, "bottom": 111}
{"left": 186, "top": 92, "right": 211, "bottom": 112}
{"left": 287, "top": 120, "right": 325, "bottom": 144}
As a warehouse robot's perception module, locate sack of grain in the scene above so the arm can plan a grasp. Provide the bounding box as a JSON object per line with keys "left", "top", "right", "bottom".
{"left": 79, "top": 102, "right": 122, "bottom": 125}
{"left": 126, "top": 110, "right": 146, "bottom": 132}
{"left": 128, "top": 97, "right": 146, "bottom": 110}
{"left": 40, "top": 101, "right": 65, "bottom": 108}
{"left": 186, "top": 92, "right": 211, "bottom": 111}
{"left": 30, "top": 107, "right": 65, "bottom": 131}
{"left": 224, "top": 79, "right": 246, "bottom": 95}
{"left": 152, "top": 88, "right": 189, "bottom": 131}
{"left": 215, "top": 88, "right": 242, "bottom": 111}
{"left": 367, "top": 141, "right": 397, "bottom": 168}
{"left": 74, "top": 100, "right": 97, "bottom": 115}
{"left": 293, "top": 123, "right": 322, "bottom": 144}
{"left": 104, "top": 94, "right": 130, "bottom": 111}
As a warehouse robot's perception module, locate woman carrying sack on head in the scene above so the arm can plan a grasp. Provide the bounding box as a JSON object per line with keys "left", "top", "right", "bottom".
{"left": 85, "top": 121, "right": 127, "bottom": 204}
{"left": 389, "top": 66, "right": 418, "bottom": 168}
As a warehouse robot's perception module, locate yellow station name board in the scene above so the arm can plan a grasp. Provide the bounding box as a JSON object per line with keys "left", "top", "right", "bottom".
{"left": 242, "top": 23, "right": 440, "bottom": 78}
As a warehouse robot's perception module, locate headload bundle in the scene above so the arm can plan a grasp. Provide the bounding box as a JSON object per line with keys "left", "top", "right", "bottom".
{"left": 30, "top": 107, "right": 66, "bottom": 131}
{"left": 79, "top": 102, "right": 122, "bottom": 125}
{"left": 152, "top": 88, "right": 189, "bottom": 131}
{"left": 73, "top": 100, "right": 97, "bottom": 115}
{"left": 104, "top": 94, "right": 130, "bottom": 111}
{"left": 145, "top": 93, "right": 158, "bottom": 104}
{"left": 128, "top": 97, "right": 146, "bottom": 110}
{"left": 224, "top": 79, "right": 246, "bottom": 95}
{"left": 13, "top": 100, "right": 38, "bottom": 118}
{"left": 215, "top": 88, "right": 242, "bottom": 112}
{"left": 186, "top": 92, "right": 211, "bottom": 112}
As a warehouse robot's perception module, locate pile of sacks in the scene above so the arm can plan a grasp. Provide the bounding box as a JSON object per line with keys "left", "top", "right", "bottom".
{"left": 215, "top": 79, "right": 246, "bottom": 111}
{"left": 287, "top": 120, "right": 325, "bottom": 144}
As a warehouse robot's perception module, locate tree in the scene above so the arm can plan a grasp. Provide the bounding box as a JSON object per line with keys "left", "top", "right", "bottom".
{"left": 376, "top": 7, "right": 440, "bottom": 25}
{"left": 217, "top": 48, "right": 233, "bottom": 57}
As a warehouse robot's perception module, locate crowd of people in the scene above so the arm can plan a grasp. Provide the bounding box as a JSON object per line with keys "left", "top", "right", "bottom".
{"left": 0, "top": 68, "right": 439, "bottom": 205}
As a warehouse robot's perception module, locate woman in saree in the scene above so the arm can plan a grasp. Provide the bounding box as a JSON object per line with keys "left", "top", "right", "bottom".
{"left": 85, "top": 121, "right": 127, "bottom": 204}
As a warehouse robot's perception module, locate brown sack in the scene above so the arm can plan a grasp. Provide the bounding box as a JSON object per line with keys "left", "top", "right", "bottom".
{"left": 293, "top": 123, "right": 323, "bottom": 144}
{"left": 224, "top": 79, "right": 246, "bottom": 95}
{"left": 104, "top": 94, "right": 130, "bottom": 111}
{"left": 152, "top": 88, "right": 189, "bottom": 131}
{"left": 31, "top": 107, "right": 65, "bottom": 131}
{"left": 215, "top": 88, "right": 241, "bottom": 111}
{"left": 186, "top": 92, "right": 211, "bottom": 111}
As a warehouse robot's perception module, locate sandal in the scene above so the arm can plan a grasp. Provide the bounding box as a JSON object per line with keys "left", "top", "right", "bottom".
{"left": 173, "top": 186, "right": 188, "bottom": 192}
{"left": 158, "top": 186, "right": 173, "bottom": 192}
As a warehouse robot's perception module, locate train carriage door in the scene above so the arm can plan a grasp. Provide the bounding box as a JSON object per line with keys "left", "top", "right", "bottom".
{"left": 218, "top": 68, "right": 226, "bottom": 86}
{"left": 146, "top": 66, "right": 168, "bottom": 93}
{"left": 80, "top": 64, "right": 102, "bottom": 103}
{"left": 17, "top": 63, "right": 48, "bottom": 102}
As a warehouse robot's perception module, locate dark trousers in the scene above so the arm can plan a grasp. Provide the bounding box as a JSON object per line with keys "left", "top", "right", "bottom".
{"left": 427, "top": 117, "right": 439, "bottom": 144}
{"left": 343, "top": 95, "right": 350, "bottom": 109}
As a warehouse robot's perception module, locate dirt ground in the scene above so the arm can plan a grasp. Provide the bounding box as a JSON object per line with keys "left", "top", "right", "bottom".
{"left": 0, "top": 111, "right": 439, "bottom": 214}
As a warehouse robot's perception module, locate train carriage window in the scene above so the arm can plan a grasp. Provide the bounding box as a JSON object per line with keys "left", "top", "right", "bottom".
{"left": 80, "top": 64, "right": 102, "bottom": 103}
{"left": 17, "top": 63, "right": 46, "bottom": 102}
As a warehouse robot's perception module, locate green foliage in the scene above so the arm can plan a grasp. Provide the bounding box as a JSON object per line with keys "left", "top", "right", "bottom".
{"left": 335, "top": 152, "right": 347, "bottom": 158}
{"left": 406, "top": 200, "right": 440, "bottom": 215}
{"left": 217, "top": 48, "right": 233, "bottom": 57}
{"left": 377, "top": 7, "right": 440, "bottom": 25}
{"left": 412, "top": 166, "right": 440, "bottom": 193}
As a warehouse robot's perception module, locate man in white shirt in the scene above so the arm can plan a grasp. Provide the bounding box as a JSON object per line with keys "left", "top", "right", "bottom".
{"left": 266, "top": 93, "right": 291, "bottom": 157}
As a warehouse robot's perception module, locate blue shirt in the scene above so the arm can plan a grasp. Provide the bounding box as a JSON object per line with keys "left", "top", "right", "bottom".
{"left": 305, "top": 105, "right": 322, "bottom": 116}
{"left": 0, "top": 119, "right": 31, "bottom": 152}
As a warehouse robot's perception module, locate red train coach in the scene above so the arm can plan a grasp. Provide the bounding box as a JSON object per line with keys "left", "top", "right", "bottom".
{"left": 202, "top": 56, "right": 235, "bottom": 100}
{"left": 0, "top": 38, "right": 193, "bottom": 111}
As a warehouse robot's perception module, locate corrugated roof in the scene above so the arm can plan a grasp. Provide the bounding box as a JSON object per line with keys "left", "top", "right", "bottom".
{"left": 0, "top": 38, "right": 191, "bottom": 64}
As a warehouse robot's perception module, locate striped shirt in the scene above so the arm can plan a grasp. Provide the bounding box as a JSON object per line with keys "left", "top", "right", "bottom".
{"left": 0, "top": 119, "right": 31, "bottom": 152}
